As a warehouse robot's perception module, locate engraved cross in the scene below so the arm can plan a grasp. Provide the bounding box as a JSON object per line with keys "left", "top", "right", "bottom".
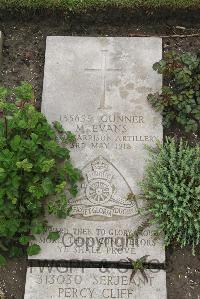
{"left": 85, "top": 50, "right": 121, "bottom": 109}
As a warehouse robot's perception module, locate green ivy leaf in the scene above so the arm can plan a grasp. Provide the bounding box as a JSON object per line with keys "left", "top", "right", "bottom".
{"left": 0, "top": 168, "right": 6, "bottom": 181}
{"left": 19, "top": 235, "right": 35, "bottom": 245}
{"left": 0, "top": 254, "right": 6, "bottom": 266}
{"left": 9, "top": 246, "right": 23, "bottom": 258}
{"left": 31, "top": 133, "right": 40, "bottom": 144}
{"left": 47, "top": 231, "right": 60, "bottom": 241}
{"left": 69, "top": 185, "right": 78, "bottom": 197}
{"left": 31, "top": 224, "right": 46, "bottom": 235}
{"left": 13, "top": 82, "right": 34, "bottom": 101}
{"left": 27, "top": 244, "right": 41, "bottom": 256}
{"left": 10, "top": 135, "right": 21, "bottom": 151}
{"left": 42, "top": 177, "right": 54, "bottom": 195}
{"left": 66, "top": 131, "right": 76, "bottom": 143}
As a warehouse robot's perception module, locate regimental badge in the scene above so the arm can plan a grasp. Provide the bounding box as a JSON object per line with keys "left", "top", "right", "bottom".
{"left": 85, "top": 157, "right": 114, "bottom": 205}
{"left": 69, "top": 156, "right": 139, "bottom": 221}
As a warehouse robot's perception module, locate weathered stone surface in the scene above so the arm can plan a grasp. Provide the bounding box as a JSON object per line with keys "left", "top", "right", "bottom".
{"left": 32, "top": 37, "right": 164, "bottom": 262}
{"left": 24, "top": 267, "right": 167, "bottom": 299}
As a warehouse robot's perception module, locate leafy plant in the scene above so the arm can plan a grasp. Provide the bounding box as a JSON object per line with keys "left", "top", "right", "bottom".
{"left": 0, "top": 82, "right": 81, "bottom": 264}
{"left": 148, "top": 51, "right": 200, "bottom": 133}
{"left": 141, "top": 137, "right": 200, "bottom": 253}
{"left": 127, "top": 256, "right": 149, "bottom": 282}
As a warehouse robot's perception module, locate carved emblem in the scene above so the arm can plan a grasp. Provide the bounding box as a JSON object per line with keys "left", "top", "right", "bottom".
{"left": 69, "top": 156, "right": 139, "bottom": 221}
{"left": 85, "top": 157, "right": 114, "bottom": 205}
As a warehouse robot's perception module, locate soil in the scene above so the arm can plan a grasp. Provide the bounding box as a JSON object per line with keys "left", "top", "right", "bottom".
{"left": 0, "top": 10, "right": 200, "bottom": 299}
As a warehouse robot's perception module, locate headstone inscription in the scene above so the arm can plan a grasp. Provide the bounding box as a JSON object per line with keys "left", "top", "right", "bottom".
{"left": 31, "top": 36, "right": 164, "bottom": 263}
{"left": 24, "top": 267, "right": 167, "bottom": 299}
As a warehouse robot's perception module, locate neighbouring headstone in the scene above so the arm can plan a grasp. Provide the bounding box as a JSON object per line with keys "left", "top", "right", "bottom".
{"left": 32, "top": 37, "right": 164, "bottom": 263}
{"left": 24, "top": 267, "right": 166, "bottom": 299}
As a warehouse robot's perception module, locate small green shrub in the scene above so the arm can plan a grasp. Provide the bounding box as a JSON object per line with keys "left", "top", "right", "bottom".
{"left": 141, "top": 137, "right": 200, "bottom": 253}
{"left": 148, "top": 51, "right": 200, "bottom": 133}
{"left": 127, "top": 256, "right": 149, "bottom": 282}
{"left": 0, "top": 82, "right": 81, "bottom": 264}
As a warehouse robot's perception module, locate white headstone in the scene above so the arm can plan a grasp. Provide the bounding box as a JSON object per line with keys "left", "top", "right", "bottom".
{"left": 24, "top": 267, "right": 167, "bottom": 299}
{"left": 32, "top": 37, "right": 164, "bottom": 262}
